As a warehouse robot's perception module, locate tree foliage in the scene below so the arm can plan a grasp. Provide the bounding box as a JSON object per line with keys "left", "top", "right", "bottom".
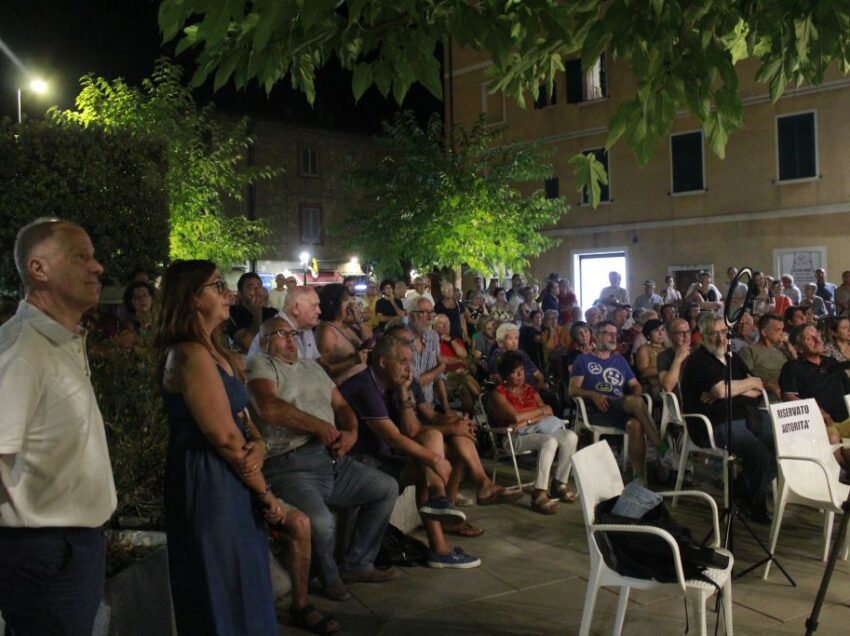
{"left": 342, "top": 113, "right": 567, "bottom": 277}
{"left": 54, "top": 59, "right": 280, "bottom": 265}
{"left": 158, "top": 0, "right": 850, "bottom": 200}
{"left": 0, "top": 119, "right": 169, "bottom": 294}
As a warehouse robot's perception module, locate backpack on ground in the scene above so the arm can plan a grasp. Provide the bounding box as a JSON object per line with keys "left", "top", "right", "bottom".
{"left": 374, "top": 524, "right": 429, "bottom": 568}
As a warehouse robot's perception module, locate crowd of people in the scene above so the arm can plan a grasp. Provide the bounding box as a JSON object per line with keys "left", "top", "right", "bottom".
{"left": 3, "top": 217, "right": 850, "bottom": 634}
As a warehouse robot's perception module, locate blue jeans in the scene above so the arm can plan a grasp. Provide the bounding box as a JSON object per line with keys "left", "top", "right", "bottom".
{"left": 0, "top": 526, "right": 105, "bottom": 636}
{"left": 264, "top": 441, "right": 398, "bottom": 585}
{"left": 713, "top": 415, "right": 776, "bottom": 507}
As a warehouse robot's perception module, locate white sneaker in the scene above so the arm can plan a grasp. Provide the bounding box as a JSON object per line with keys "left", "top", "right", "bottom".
{"left": 660, "top": 448, "right": 679, "bottom": 471}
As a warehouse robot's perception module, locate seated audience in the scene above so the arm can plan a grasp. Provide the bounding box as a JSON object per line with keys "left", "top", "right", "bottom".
{"left": 625, "top": 308, "right": 657, "bottom": 361}
{"left": 489, "top": 287, "right": 514, "bottom": 322}
{"left": 463, "top": 290, "right": 489, "bottom": 337}
{"left": 375, "top": 279, "right": 406, "bottom": 326}
{"left": 566, "top": 321, "right": 594, "bottom": 372}
{"left": 657, "top": 318, "right": 693, "bottom": 394}
{"left": 539, "top": 280, "right": 560, "bottom": 314}
{"left": 488, "top": 322, "right": 558, "bottom": 412}
{"left": 738, "top": 314, "right": 789, "bottom": 401}
{"left": 247, "top": 286, "right": 321, "bottom": 360}
{"left": 770, "top": 279, "right": 792, "bottom": 318}
{"left": 117, "top": 280, "right": 156, "bottom": 348}
{"left": 599, "top": 271, "right": 629, "bottom": 311}
{"left": 781, "top": 274, "right": 802, "bottom": 305}
{"left": 729, "top": 311, "right": 758, "bottom": 352}
{"left": 683, "top": 300, "right": 703, "bottom": 347}
{"left": 660, "top": 275, "right": 682, "bottom": 306}
{"left": 409, "top": 299, "right": 447, "bottom": 409}
{"left": 749, "top": 271, "right": 775, "bottom": 317}
{"left": 687, "top": 271, "right": 723, "bottom": 312}
{"left": 489, "top": 351, "right": 579, "bottom": 514}
{"left": 404, "top": 276, "right": 435, "bottom": 312}
{"left": 568, "top": 320, "right": 673, "bottom": 480}
{"left": 680, "top": 312, "right": 775, "bottom": 524}
{"left": 834, "top": 271, "right": 850, "bottom": 317}
{"left": 801, "top": 282, "right": 828, "bottom": 319}
{"left": 472, "top": 316, "right": 499, "bottom": 379}
{"left": 584, "top": 305, "right": 603, "bottom": 327}
{"left": 824, "top": 315, "right": 850, "bottom": 369}
{"left": 815, "top": 268, "right": 837, "bottom": 315}
{"left": 340, "top": 336, "right": 481, "bottom": 569}
{"left": 435, "top": 282, "right": 468, "bottom": 342}
{"left": 249, "top": 318, "right": 398, "bottom": 602}
{"left": 780, "top": 324, "right": 850, "bottom": 467}
{"left": 519, "top": 309, "right": 546, "bottom": 371}
{"left": 514, "top": 286, "right": 538, "bottom": 326}
{"left": 316, "top": 283, "right": 373, "bottom": 385}
{"left": 434, "top": 313, "right": 480, "bottom": 414}
{"left": 227, "top": 272, "right": 278, "bottom": 353}
{"left": 633, "top": 280, "right": 663, "bottom": 311}
{"left": 557, "top": 278, "right": 578, "bottom": 324}
{"left": 268, "top": 274, "right": 287, "bottom": 311}
{"left": 635, "top": 318, "right": 666, "bottom": 399}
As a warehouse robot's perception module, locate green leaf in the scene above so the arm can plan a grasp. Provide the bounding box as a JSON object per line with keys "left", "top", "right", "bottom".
{"left": 351, "top": 63, "right": 372, "bottom": 101}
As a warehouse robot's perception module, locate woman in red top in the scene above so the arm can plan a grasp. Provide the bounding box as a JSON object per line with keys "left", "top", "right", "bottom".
{"left": 489, "top": 351, "right": 578, "bottom": 514}
{"left": 434, "top": 313, "right": 480, "bottom": 413}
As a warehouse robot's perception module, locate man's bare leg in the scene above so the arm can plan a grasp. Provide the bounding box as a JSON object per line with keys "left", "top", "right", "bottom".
{"left": 622, "top": 395, "right": 662, "bottom": 446}
{"left": 280, "top": 509, "right": 312, "bottom": 609}
{"left": 446, "top": 436, "right": 502, "bottom": 500}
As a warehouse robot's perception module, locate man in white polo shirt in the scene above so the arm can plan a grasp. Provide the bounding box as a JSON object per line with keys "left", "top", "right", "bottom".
{"left": 0, "top": 218, "right": 117, "bottom": 635}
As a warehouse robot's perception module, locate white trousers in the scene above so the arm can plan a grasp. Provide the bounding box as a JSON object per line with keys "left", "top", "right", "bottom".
{"left": 512, "top": 422, "right": 578, "bottom": 490}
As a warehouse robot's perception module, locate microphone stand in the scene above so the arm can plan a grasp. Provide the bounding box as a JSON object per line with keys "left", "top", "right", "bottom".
{"left": 713, "top": 267, "right": 795, "bottom": 585}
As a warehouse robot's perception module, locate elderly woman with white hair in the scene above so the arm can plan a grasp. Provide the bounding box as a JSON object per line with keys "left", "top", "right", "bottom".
{"left": 487, "top": 322, "right": 560, "bottom": 413}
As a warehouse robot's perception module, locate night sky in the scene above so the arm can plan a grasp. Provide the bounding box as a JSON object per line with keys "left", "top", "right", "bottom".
{"left": 1, "top": 0, "right": 441, "bottom": 131}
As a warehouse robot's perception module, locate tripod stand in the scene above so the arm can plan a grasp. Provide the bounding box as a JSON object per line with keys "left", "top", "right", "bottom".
{"left": 713, "top": 267, "right": 794, "bottom": 584}
{"left": 805, "top": 485, "right": 850, "bottom": 634}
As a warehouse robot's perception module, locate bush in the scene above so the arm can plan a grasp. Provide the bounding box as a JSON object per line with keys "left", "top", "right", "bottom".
{"left": 0, "top": 119, "right": 169, "bottom": 294}
{"left": 90, "top": 344, "right": 167, "bottom": 528}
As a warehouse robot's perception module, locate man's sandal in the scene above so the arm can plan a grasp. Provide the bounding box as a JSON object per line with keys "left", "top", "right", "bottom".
{"left": 442, "top": 521, "right": 485, "bottom": 537}
{"left": 530, "top": 492, "right": 559, "bottom": 515}
{"left": 289, "top": 604, "right": 340, "bottom": 635}
{"left": 476, "top": 486, "right": 523, "bottom": 506}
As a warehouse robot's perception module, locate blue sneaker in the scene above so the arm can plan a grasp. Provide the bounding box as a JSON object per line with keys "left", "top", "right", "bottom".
{"left": 426, "top": 547, "right": 481, "bottom": 569}
{"left": 419, "top": 496, "right": 466, "bottom": 525}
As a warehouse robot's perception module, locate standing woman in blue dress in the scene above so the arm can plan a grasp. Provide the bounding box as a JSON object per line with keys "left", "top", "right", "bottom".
{"left": 153, "top": 260, "right": 282, "bottom": 635}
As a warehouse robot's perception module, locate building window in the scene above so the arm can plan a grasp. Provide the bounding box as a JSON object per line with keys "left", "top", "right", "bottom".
{"left": 544, "top": 177, "right": 559, "bottom": 199}
{"left": 777, "top": 112, "right": 817, "bottom": 182}
{"left": 670, "top": 131, "right": 704, "bottom": 194}
{"left": 300, "top": 205, "right": 323, "bottom": 244}
{"left": 572, "top": 249, "right": 626, "bottom": 311}
{"left": 533, "top": 81, "right": 557, "bottom": 109}
{"left": 299, "top": 146, "right": 319, "bottom": 177}
{"left": 480, "top": 82, "right": 505, "bottom": 125}
{"left": 580, "top": 148, "right": 610, "bottom": 205}
{"left": 566, "top": 54, "right": 607, "bottom": 104}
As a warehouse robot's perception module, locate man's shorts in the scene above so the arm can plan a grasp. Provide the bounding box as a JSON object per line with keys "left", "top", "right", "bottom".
{"left": 585, "top": 397, "right": 630, "bottom": 430}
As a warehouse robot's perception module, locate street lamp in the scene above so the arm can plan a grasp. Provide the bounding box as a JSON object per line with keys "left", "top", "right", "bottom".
{"left": 17, "top": 78, "right": 48, "bottom": 124}
{"left": 299, "top": 250, "right": 311, "bottom": 286}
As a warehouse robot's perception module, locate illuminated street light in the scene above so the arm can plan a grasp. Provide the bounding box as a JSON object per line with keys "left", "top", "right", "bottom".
{"left": 16, "top": 77, "right": 48, "bottom": 124}
{"left": 299, "top": 251, "right": 311, "bottom": 285}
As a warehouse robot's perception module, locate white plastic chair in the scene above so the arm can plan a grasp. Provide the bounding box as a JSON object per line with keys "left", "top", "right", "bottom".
{"left": 763, "top": 398, "right": 850, "bottom": 579}
{"left": 573, "top": 441, "right": 734, "bottom": 636}
{"left": 661, "top": 391, "right": 731, "bottom": 509}
{"left": 573, "top": 396, "right": 629, "bottom": 472}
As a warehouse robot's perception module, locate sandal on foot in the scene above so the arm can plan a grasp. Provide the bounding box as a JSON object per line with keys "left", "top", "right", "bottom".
{"left": 531, "top": 492, "right": 559, "bottom": 515}
{"left": 289, "top": 604, "right": 340, "bottom": 635}
{"left": 442, "top": 521, "right": 485, "bottom": 537}
{"left": 553, "top": 484, "right": 578, "bottom": 504}
{"left": 477, "top": 486, "right": 523, "bottom": 506}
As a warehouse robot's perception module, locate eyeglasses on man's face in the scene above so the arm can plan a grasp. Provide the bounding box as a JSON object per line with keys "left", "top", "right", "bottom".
{"left": 269, "top": 329, "right": 299, "bottom": 340}
{"left": 201, "top": 279, "right": 229, "bottom": 295}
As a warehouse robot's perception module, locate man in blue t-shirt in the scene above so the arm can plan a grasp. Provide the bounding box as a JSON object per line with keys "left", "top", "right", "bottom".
{"left": 569, "top": 320, "right": 672, "bottom": 479}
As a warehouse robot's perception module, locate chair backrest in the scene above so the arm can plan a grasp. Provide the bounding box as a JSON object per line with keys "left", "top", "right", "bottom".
{"left": 659, "top": 391, "right": 683, "bottom": 437}
{"left": 769, "top": 398, "right": 841, "bottom": 500}
{"left": 573, "top": 441, "right": 625, "bottom": 528}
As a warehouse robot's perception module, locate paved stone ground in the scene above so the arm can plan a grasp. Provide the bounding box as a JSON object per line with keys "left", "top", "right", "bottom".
{"left": 279, "top": 454, "right": 850, "bottom": 635}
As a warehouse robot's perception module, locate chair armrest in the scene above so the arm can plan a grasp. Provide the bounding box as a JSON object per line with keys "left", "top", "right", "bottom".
{"left": 776, "top": 454, "right": 838, "bottom": 504}
{"left": 591, "top": 524, "right": 686, "bottom": 591}
{"left": 682, "top": 413, "right": 719, "bottom": 451}
{"left": 490, "top": 426, "right": 516, "bottom": 435}
{"left": 656, "top": 490, "right": 720, "bottom": 547}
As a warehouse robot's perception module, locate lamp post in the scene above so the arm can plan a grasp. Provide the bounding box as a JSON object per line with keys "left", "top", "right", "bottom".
{"left": 299, "top": 250, "right": 311, "bottom": 286}
{"left": 17, "top": 78, "right": 48, "bottom": 124}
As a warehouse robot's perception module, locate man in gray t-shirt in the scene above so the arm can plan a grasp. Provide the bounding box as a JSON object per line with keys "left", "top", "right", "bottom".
{"left": 247, "top": 317, "right": 399, "bottom": 598}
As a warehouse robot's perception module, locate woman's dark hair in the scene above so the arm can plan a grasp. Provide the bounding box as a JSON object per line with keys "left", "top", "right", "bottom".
{"left": 529, "top": 309, "right": 542, "bottom": 321}
{"left": 497, "top": 350, "right": 526, "bottom": 382}
{"left": 569, "top": 320, "right": 590, "bottom": 340}
{"left": 379, "top": 279, "right": 395, "bottom": 292}
{"left": 152, "top": 260, "right": 238, "bottom": 381}
{"left": 538, "top": 281, "right": 557, "bottom": 303}
{"left": 826, "top": 315, "right": 850, "bottom": 343}
{"left": 493, "top": 286, "right": 505, "bottom": 297}
{"left": 783, "top": 305, "right": 805, "bottom": 330}
{"left": 318, "top": 283, "right": 350, "bottom": 321}
{"left": 122, "top": 281, "right": 156, "bottom": 316}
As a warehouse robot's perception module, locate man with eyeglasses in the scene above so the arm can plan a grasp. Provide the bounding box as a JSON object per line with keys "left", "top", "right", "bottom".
{"left": 247, "top": 286, "right": 321, "bottom": 360}
{"left": 680, "top": 312, "right": 775, "bottom": 524}
{"left": 780, "top": 324, "right": 850, "bottom": 467}
{"left": 569, "top": 320, "right": 674, "bottom": 480}
{"left": 408, "top": 297, "right": 448, "bottom": 409}
{"left": 339, "top": 333, "right": 482, "bottom": 569}
{"left": 657, "top": 318, "right": 693, "bottom": 394}
{"left": 248, "top": 317, "right": 399, "bottom": 601}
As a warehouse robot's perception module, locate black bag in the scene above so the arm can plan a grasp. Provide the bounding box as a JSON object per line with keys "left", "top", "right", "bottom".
{"left": 374, "top": 524, "right": 429, "bottom": 568}
{"left": 595, "top": 496, "right": 729, "bottom": 584}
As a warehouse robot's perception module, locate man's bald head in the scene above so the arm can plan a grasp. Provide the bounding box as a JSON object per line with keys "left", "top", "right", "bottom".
{"left": 14, "top": 218, "right": 83, "bottom": 290}
{"left": 283, "top": 285, "right": 321, "bottom": 329}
